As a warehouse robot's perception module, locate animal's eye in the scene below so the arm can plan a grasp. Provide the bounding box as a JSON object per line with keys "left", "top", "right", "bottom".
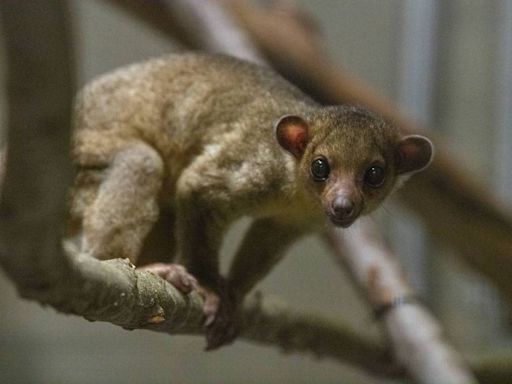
{"left": 311, "top": 157, "right": 330, "bottom": 181}
{"left": 364, "top": 165, "right": 386, "bottom": 187}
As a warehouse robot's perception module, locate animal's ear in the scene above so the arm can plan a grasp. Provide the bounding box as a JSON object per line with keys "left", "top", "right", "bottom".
{"left": 395, "top": 135, "right": 434, "bottom": 174}
{"left": 274, "top": 115, "right": 309, "bottom": 158}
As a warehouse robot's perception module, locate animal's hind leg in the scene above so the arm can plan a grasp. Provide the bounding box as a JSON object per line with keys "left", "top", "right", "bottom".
{"left": 81, "top": 142, "right": 164, "bottom": 264}
{"left": 136, "top": 208, "right": 199, "bottom": 293}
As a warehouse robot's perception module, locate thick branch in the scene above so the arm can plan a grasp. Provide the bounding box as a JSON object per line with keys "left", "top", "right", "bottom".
{"left": 0, "top": 0, "right": 74, "bottom": 293}
{"left": 69, "top": 250, "right": 391, "bottom": 372}
{"left": 59, "top": 248, "right": 394, "bottom": 375}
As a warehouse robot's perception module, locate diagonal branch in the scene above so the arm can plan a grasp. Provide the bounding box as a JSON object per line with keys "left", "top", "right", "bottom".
{"left": 326, "top": 222, "right": 477, "bottom": 384}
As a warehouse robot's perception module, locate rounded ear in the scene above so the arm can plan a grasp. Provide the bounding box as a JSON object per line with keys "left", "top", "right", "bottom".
{"left": 274, "top": 115, "right": 309, "bottom": 158}
{"left": 396, "top": 135, "right": 434, "bottom": 174}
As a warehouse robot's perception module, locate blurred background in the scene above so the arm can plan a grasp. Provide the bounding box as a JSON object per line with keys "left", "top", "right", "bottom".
{"left": 1, "top": 1, "right": 511, "bottom": 383}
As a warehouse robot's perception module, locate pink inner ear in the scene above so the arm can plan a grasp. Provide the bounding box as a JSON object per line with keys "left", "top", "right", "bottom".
{"left": 287, "top": 125, "right": 307, "bottom": 155}
{"left": 397, "top": 135, "right": 433, "bottom": 174}
{"left": 275, "top": 115, "right": 309, "bottom": 158}
{"left": 401, "top": 141, "right": 421, "bottom": 159}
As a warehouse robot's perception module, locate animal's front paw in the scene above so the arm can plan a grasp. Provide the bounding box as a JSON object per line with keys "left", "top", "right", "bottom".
{"left": 199, "top": 283, "right": 240, "bottom": 351}
{"left": 139, "top": 263, "right": 198, "bottom": 294}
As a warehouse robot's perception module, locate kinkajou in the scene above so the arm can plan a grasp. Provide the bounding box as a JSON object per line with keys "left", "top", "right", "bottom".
{"left": 69, "top": 53, "right": 433, "bottom": 350}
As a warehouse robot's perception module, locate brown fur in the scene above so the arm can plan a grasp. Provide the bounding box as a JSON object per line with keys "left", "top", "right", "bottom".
{"left": 69, "top": 53, "right": 432, "bottom": 349}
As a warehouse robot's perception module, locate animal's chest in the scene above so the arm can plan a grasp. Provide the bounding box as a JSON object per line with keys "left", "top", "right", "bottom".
{"left": 250, "top": 190, "right": 325, "bottom": 232}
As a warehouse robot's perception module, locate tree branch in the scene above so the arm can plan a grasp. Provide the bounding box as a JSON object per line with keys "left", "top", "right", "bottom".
{"left": 326, "top": 222, "right": 477, "bottom": 384}
{"left": 0, "top": 0, "right": 74, "bottom": 294}
{"left": 55, "top": 247, "right": 401, "bottom": 377}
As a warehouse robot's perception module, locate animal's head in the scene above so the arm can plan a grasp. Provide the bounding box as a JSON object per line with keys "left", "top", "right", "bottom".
{"left": 275, "top": 105, "right": 433, "bottom": 228}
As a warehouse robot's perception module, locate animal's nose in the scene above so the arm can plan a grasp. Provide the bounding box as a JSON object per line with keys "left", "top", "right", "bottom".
{"left": 332, "top": 196, "right": 355, "bottom": 218}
